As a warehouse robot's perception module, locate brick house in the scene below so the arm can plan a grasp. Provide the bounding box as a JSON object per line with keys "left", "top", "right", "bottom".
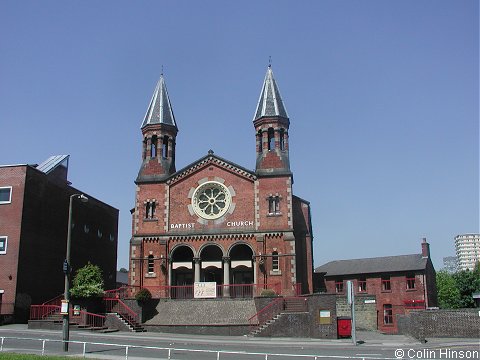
{"left": 314, "top": 239, "right": 437, "bottom": 333}
{"left": 0, "top": 156, "right": 118, "bottom": 322}
{"left": 129, "top": 66, "right": 314, "bottom": 297}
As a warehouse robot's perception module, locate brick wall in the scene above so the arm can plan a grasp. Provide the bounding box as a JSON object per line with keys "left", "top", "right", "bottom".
{"left": 324, "top": 271, "right": 431, "bottom": 333}
{"left": 132, "top": 156, "right": 308, "bottom": 295}
{"left": 397, "top": 309, "right": 480, "bottom": 339}
{"left": 0, "top": 166, "right": 26, "bottom": 314}
{"left": 0, "top": 164, "right": 118, "bottom": 322}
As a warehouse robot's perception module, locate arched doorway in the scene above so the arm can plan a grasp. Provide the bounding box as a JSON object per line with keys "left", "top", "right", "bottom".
{"left": 199, "top": 245, "right": 223, "bottom": 284}
{"left": 170, "top": 245, "right": 194, "bottom": 298}
{"left": 229, "top": 243, "right": 254, "bottom": 298}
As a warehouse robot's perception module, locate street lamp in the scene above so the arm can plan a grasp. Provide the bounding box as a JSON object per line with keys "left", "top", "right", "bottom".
{"left": 63, "top": 193, "right": 88, "bottom": 352}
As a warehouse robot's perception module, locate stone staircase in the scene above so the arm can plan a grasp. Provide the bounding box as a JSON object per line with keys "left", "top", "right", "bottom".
{"left": 249, "top": 297, "right": 308, "bottom": 337}
{"left": 144, "top": 298, "right": 257, "bottom": 326}
{"left": 107, "top": 312, "right": 145, "bottom": 332}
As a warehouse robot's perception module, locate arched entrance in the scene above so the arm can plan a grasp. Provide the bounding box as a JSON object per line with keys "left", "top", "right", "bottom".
{"left": 229, "top": 243, "right": 254, "bottom": 298}
{"left": 199, "top": 245, "right": 223, "bottom": 284}
{"left": 170, "top": 245, "right": 194, "bottom": 298}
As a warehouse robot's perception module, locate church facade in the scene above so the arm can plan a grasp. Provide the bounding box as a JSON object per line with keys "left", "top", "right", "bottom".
{"left": 129, "top": 66, "right": 314, "bottom": 298}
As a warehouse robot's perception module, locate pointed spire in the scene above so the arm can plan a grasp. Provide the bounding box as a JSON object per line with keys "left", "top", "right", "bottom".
{"left": 141, "top": 74, "right": 177, "bottom": 129}
{"left": 253, "top": 65, "right": 288, "bottom": 121}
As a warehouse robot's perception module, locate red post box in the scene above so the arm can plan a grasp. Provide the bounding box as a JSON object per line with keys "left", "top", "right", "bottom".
{"left": 337, "top": 317, "right": 352, "bottom": 338}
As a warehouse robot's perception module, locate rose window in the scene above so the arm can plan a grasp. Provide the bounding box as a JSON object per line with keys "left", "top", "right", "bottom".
{"left": 192, "top": 181, "right": 231, "bottom": 220}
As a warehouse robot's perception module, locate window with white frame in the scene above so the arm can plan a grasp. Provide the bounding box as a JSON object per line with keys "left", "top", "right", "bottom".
{"left": 147, "top": 255, "right": 155, "bottom": 273}
{"left": 272, "top": 251, "right": 279, "bottom": 271}
{"left": 0, "top": 236, "right": 7, "bottom": 254}
{"left": 0, "top": 187, "right": 12, "bottom": 204}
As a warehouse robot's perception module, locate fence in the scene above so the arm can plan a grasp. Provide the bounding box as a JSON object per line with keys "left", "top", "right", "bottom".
{"left": 104, "top": 298, "right": 139, "bottom": 328}
{"left": 29, "top": 305, "right": 106, "bottom": 329}
{"left": 0, "top": 336, "right": 399, "bottom": 360}
{"left": 107, "top": 282, "right": 283, "bottom": 300}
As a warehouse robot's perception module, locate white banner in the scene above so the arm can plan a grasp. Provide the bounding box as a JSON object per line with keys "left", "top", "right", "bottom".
{"left": 194, "top": 282, "right": 217, "bottom": 298}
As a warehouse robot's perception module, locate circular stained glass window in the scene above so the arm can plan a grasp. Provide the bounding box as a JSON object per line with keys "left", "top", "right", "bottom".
{"left": 192, "top": 181, "right": 231, "bottom": 220}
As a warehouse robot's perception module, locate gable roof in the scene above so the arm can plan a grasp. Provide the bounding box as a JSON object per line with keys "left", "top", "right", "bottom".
{"left": 315, "top": 254, "right": 428, "bottom": 277}
{"left": 167, "top": 150, "right": 257, "bottom": 185}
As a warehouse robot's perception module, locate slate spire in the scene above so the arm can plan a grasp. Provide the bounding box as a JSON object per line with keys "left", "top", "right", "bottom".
{"left": 137, "top": 73, "right": 178, "bottom": 183}
{"left": 253, "top": 65, "right": 291, "bottom": 176}
{"left": 253, "top": 65, "right": 288, "bottom": 121}
{"left": 141, "top": 74, "right": 177, "bottom": 129}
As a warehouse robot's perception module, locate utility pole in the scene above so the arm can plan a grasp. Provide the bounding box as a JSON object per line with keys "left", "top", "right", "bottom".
{"left": 347, "top": 280, "right": 357, "bottom": 346}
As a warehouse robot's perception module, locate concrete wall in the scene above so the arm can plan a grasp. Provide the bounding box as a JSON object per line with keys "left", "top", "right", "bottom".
{"left": 397, "top": 309, "right": 480, "bottom": 339}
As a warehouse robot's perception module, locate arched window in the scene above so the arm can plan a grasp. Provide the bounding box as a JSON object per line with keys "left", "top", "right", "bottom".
{"left": 145, "top": 202, "right": 150, "bottom": 218}
{"left": 145, "top": 201, "right": 156, "bottom": 219}
{"left": 162, "top": 135, "right": 169, "bottom": 159}
{"left": 143, "top": 137, "right": 148, "bottom": 160}
{"left": 151, "top": 136, "right": 158, "bottom": 158}
{"left": 257, "top": 130, "right": 263, "bottom": 152}
{"left": 279, "top": 129, "right": 285, "bottom": 151}
{"left": 268, "top": 196, "right": 280, "bottom": 215}
{"left": 148, "top": 255, "right": 155, "bottom": 273}
{"left": 272, "top": 251, "right": 279, "bottom": 271}
{"left": 267, "top": 128, "right": 275, "bottom": 150}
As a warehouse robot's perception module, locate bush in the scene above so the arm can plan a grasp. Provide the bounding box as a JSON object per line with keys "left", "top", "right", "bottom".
{"left": 135, "top": 288, "right": 152, "bottom": 303}
{"left": 260, "top": 288, "right": 276, "bottom": 297}
{"left": 70, "top": 262, "right": 104, "bottom": 298}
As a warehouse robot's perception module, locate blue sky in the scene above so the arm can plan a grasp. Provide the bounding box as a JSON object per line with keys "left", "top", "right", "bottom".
{"left": 1, "top": 1, "right": 478, "bottom": 271}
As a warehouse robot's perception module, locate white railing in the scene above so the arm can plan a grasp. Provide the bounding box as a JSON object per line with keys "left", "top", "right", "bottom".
{"left": 0, "top": 336, "right": 399, "bottom": 360}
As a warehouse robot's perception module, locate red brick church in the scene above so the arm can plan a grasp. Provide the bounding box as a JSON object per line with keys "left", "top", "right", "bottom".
{"left": 129, "top": 66, "right": 314, "bottom": 298}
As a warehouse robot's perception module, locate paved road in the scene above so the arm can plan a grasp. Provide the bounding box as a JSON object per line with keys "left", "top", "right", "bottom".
{"left": 0, "top": 325, "right": 478, "bottom": 360}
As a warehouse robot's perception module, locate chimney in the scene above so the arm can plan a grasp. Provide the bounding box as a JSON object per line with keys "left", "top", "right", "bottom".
{"left": 421, "top": 237, "right": 430, "bottom": 258}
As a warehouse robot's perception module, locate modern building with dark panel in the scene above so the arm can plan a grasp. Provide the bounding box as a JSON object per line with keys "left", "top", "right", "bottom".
{"left": 314, "top": 239, "right": 437, "bottom": 334}
{"left": 129, "top": 66, "right": 314, "bottom": 298}
{"left": 0, "top": 156, "right": 118, "bottom": 322}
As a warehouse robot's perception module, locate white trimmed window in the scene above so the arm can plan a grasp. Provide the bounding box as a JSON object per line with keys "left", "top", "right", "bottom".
{"left": 148, "top": 255, "right": 155, "bottom": 273}
{"left": 0, "top": 187, "right": 12, "bottom": 204}
{"left": 0, "top": 236, "right": 7, "bottom": 254}
{"left": 272, "top": 251, "right": 279, "bottom": 271}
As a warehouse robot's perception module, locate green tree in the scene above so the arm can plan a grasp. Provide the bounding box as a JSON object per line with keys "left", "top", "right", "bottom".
{"left": 436, "top": 270, "right": 461, "bottom": 309}
{"left": 70, "top": 262, "right": 104, "bottom": 298}
{"left": 453, "top": 267, "right": 480, "bottom": 308}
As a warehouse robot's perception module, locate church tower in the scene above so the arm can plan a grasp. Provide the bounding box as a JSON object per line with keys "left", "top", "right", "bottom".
{"left": 136, "top": 74, "right": 178, "bottom": 183}
{"left": 253, "top": 65, "right": 291, "bottom": 176}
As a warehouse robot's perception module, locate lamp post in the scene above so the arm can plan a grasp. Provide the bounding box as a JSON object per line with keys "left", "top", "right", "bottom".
{"left": 63, "top": 193, "right": 88, "bottom": 352}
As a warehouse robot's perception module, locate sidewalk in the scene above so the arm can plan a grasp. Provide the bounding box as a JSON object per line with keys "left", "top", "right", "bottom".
{"left": 1, "top": 324, "right": 478, "bottom": 348}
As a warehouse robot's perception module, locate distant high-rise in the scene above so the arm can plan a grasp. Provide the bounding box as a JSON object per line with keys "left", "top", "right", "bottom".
{"left": 454, "top": 234, "right": 480, "bottom": 271}
{"left": 442, "top": 256, "right": 458, "bottom": 273}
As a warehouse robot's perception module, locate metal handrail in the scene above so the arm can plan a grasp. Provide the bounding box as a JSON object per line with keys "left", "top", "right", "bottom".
{"left": 30, "top": 304, "right": 61, "bottom": 320}
{"left": 117, "top": 282, "right": 282, "bottom": 299}
{"left": 248, "top": 297, "right": 284, "bottom": 329}
{"left": 104, "top": 298, "right": 139, "bottom": 328}
{"left": 41, "top": 294, "right": 63, "bottom": 306}
{"left": 30, "top": 305, "right": 105, "bottom": 329}
{"left": 248, "top": 296, "right": 308, "bottom": 333}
